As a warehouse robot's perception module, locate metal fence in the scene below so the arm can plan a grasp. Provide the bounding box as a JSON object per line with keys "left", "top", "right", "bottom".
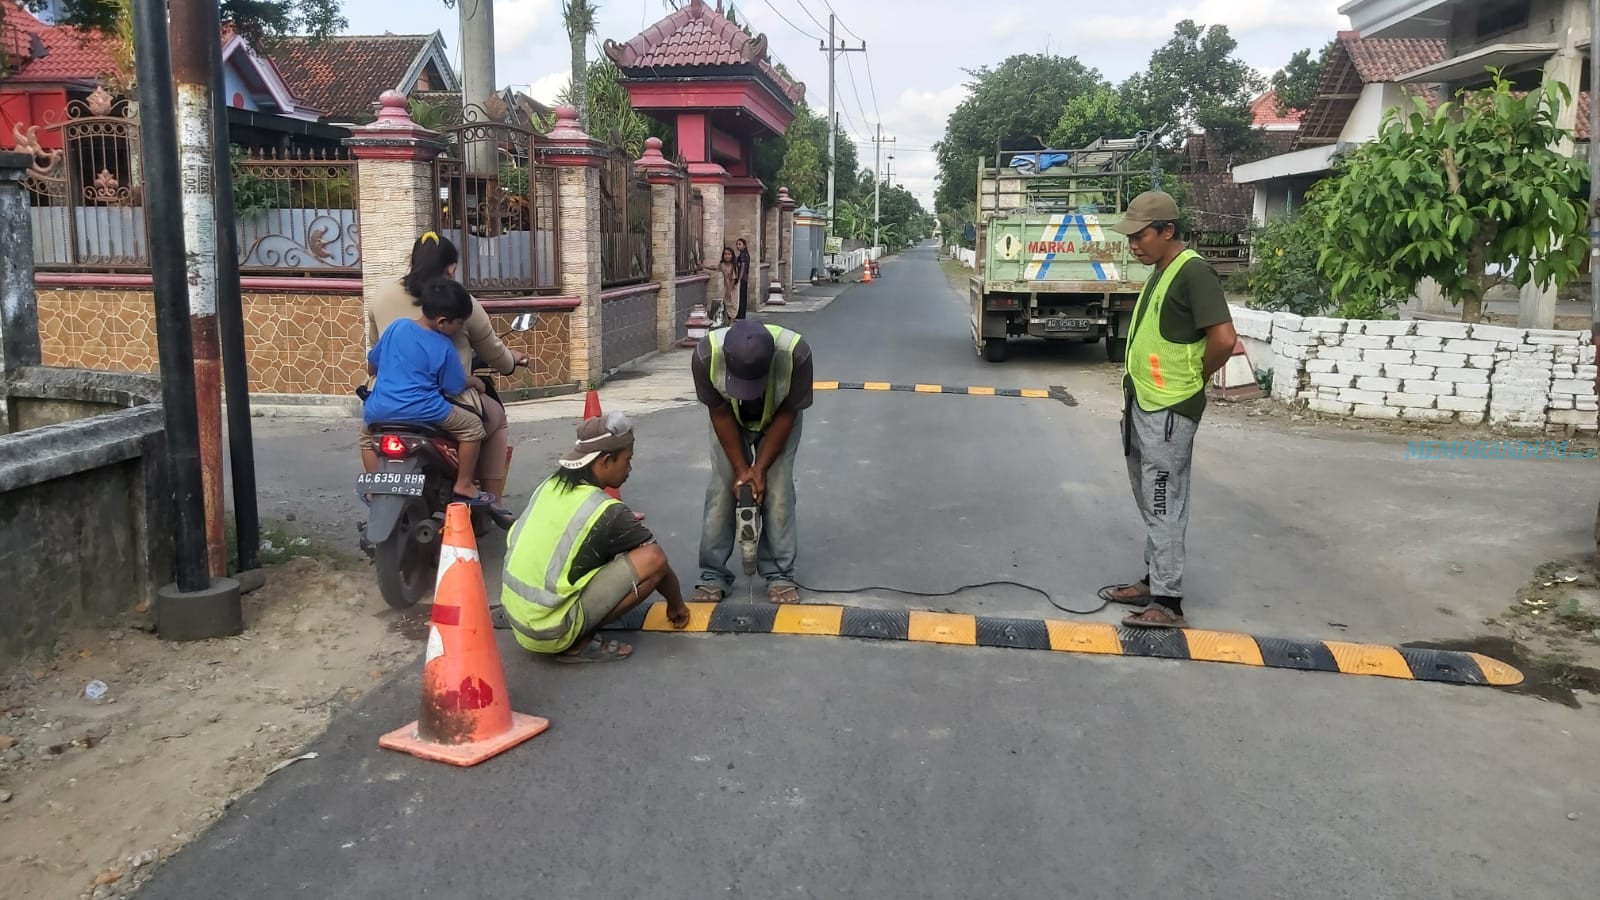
{"left": 433, "top": 105, "right": 561, "bottom": 295}
{"left": 599, "top": 150, "right": 652, "bottom": 287}
{"left": 677, "top": 179, "right": 704, "bottom": 275}
{"left": 16, "top": 87, "right": 363, "bottom": 276}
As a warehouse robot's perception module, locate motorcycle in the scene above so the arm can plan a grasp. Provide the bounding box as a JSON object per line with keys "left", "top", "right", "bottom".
{"left": 356, "top": 313, "right": 535, "bottom": 609}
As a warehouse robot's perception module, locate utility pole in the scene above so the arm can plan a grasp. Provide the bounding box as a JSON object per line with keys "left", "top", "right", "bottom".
{"left": 818, "top": 14, "right": 864, "bottom": 234}
{"left": 459, "top": 0, "right": 497, "bottom": 173}
{"left": 1588, "top": 0, "right": 1599, "bottom": 553}
{"left": 170, "top": 0, "right": 227, "bottom": 578}
{"left": 871, "top": 125, "right": 894, "bottom": 248}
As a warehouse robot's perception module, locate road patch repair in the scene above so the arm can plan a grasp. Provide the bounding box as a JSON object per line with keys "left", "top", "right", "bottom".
{"left": 592, "top": 602, "right": 1524, "bottom": 688}
{"left": 816, "top": 381, "right": 1077, "bottom": 405}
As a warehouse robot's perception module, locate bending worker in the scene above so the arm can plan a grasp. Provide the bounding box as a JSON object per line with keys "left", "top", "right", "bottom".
{"left": 690, "top": 318, "right": 814, "bottom": 605}
{"left": 501, "top": 413, "right": 690, "bottom": 663}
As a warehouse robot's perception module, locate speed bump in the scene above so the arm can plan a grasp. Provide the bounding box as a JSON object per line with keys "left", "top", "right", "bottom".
{"left": 814, "top": 381, "right": 1074, "bottom": 404}
{"left": 604, "top": 601, "right": 1523, "bottom": 688}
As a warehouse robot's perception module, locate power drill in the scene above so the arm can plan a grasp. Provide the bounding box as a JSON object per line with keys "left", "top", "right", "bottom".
{"left": 735, "top": 482, "right": 761, "bottom": 576}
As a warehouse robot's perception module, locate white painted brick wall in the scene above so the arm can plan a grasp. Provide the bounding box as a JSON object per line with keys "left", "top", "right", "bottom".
{"left": 1356, "top": 376, "right": 1401, "bottom": 392}
{"left": 1310, "top": 372, "right": 1353, "bottom": 388}
{"left": 1385, "top": 392, "right": 1438, "bottom": 408}
{"left": 1339, "top": 388, "right": 1387, "bottom": 405}
{"left": 1310, "top": 399, "right": 1354, "bottom": 415}
{"left": 1437, "top": 395, "right": 1490, "bottom": 413}
{"left": 1469, "top": 355, "right": 1495, "bottom": 368}
{"left": 1317, "top": 346, "right": 1364, "bottom": 361}
{"left": 1303, "top": 316, "right": 1347, "bottom": 334}
{"left": 1231, "top": 306, "right": 1275, "bottom": 341}
{"left": 1384, "top": 363, "right": 1436, "bottom": 380}
{"left": 1413, "top": 351, "right": 1469, "bottom": 368}
{"left": 1273, "top": 329, "right": 1320, "bottom": 347}
{"left": 1306, "top": 359, "right": 1337, "bottom": 373}
{"left": 1471, "top": 324, "right": 1525, "bottom": 343}
{"left": 1335, "top": 361, "right": 1384, "bottom": 377}
{"left": 1434, "top": 367, "right": 1490, "bottom": 383}
{"left": 1274, "top": 342, "right": 1313, "bottom": 361}
{"left": 1553, "top": 379, "right": 1593, "bottom": 395}
{"left": 1400, "top": 380, "right": 1454, "bottom": 396}
{"left": 1549, "top": 409, "right": 1599, "bottom": 427}
{"left": 1341, "top": 334, "right": 1393, "bottom": 350}
{"left": 1393, "top": 335, "right": 1444, "bottom": 352}
{"left": 1416, "top": 321, "right": 1472, "bottom": 339}
{"left": 1403, "top": 408, "right": 1458, "bottom": 423}
{"left": 1272, "top": 312, "right": 1307, "bottom": 333}
{"left": 1361, "top": 320, "right": 1413, "bottom": 336}
{"left": 1367, "top": 349, "right": 1415, "bottom": 365}
{"left": 1352, "top": 404, "right": 1402, "bottom": 419}
{"left": 1443, "top": 339, "right": 1499, "bottom": 355}
{"left": 1456, "top": 383, "right": 1491, "bottom": 399}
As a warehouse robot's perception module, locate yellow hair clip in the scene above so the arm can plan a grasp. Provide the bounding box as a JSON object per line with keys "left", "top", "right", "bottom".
{"left": 419, "top": 231, "right": 440, "bottom": 244}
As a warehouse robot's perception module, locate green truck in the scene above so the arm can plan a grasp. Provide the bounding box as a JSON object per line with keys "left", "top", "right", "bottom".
{"left": 969, "top": 138, "right": 1156, "bottom": 363}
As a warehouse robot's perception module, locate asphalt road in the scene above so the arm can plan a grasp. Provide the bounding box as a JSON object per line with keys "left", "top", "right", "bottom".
{"left": 158, "top": 242, "right": 1600, "bottom": 899}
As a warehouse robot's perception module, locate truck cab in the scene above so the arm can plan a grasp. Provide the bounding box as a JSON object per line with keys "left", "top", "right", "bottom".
{"left": 969, "top": 139, "right": 1156, "bottom": 363}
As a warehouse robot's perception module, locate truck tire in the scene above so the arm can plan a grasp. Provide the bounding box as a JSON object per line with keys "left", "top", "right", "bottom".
{"left": 1106, "top": 337, "right": 1127, "bottom": 363}
{"left": 983, "top": 339, "right": 1008, "bottom": 362}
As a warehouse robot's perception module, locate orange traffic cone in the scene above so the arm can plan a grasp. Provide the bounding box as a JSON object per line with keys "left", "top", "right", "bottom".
{"left": 582, "top": 389, "right": 645, "bottom": 522}
{"left": 378, "top": 504, "right": 549, "bottom": 766}
{"left": 862, "top": 264, "right": 873, "bottom": 284}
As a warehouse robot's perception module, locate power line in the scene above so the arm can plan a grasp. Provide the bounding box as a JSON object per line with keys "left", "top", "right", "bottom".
{"left": 760, "top": 0, "right": 820, "bottom": 41}
{"left": 842, "top": 52, "right": 873, "bottom": 131}
{"left": 862, "top": 48, "right": 882, "bottom": 126}
{"left": 791, "top": 0, "right": 828, "bottom": 34}
{"left": 821, "top": 1, "right": 863, "bottom": 42}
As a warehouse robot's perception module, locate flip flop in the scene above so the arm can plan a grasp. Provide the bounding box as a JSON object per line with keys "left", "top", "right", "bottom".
{"left": 767, "top": 584, "right": 801, "bottom": 605}
{"left": 691, "top": 585, "right": 726, "bottom": 603}
{"left": 452, "top": 489, "right": 498, "bottom": 508}
{"left": 1097, "top": 581, "right": 1151, "bottom": 607}
{"left": 553, "top": 636, "right": 633, "bottom": 663}
{"left": 1121, "top": 606, "right": 1187, "bottom": 630}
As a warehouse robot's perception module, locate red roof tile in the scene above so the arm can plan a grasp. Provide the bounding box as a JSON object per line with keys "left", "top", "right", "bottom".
{"left": 1251, "top": 91, "right": 1303, "bottom": 126}
{"left": 604, "top": 0, "right": 803, "bottom": 104}
{"left": 265, "top": 34, "right": 441, "bottom": 122}
{"left": 1338, "top": 30, "right": 1446, "bottom": 84}
{"left": 1, "top": 5, "right": 119, "bottom": 86}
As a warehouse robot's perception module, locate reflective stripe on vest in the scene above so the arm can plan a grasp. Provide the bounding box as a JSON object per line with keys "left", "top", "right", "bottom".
{"left": 500, "top": 478, "right": 616, "bottom": 651}
{"left": 1125, "top": 248, "right": 1206, "bottom": 412}
{"left": 707, "top": 324, "right": 801, "bottom": 432}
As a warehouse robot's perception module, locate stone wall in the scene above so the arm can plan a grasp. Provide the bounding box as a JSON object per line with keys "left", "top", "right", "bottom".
{"left": 600, "top": 285, "right": 660, "bottom": 373}
{"left": 675, "top": 275, "right": 710, "bottom": 343}
{"left": 483, "top": 309, "right": 574, "bottom": 392}
{"left": 1233, "top": 306, "right": 1599, "bottom": 433}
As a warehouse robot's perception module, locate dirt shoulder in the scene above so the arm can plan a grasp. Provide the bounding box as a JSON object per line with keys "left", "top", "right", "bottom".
{"left": 0, "top": 542, "right": 422, "bottom": 900}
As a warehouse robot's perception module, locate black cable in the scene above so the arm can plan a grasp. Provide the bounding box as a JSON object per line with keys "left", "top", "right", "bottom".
{"left": 790, "top": 580, "right": 1109, "bottom": 616}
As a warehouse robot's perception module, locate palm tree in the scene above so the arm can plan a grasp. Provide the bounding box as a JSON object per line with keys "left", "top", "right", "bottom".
{"left": 562, "top": 1, "right": 600, "bottom": 131}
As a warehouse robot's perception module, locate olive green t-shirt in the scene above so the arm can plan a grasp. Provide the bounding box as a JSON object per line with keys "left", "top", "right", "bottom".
{"left": 1121, "top": 252, "right": 1232, "bottom": 423}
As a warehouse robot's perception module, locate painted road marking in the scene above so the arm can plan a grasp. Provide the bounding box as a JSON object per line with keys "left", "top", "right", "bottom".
{"left": 815, "top": 382, "right": 1074, "bottom": 404}
{"left": 604, "top": 602, "right": 1523, "bottom": 688}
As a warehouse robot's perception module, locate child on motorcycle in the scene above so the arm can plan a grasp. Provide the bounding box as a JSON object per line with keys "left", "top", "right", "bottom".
{"left": 360, "top": 278, "right": 495, "bottom": 506}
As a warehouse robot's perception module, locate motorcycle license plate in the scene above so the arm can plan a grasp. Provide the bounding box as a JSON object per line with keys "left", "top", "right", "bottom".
{"left": 1044, "top": 317, "right": 1092, "bottom": 331}
{"left": 357, "top": 471, "right": 426, "bottom": 497}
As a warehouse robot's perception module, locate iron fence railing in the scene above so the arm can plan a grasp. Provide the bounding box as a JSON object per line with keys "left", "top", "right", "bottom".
{"left": 677, "top": 180, "right": 704, "bottom": 276}
{"left": 233, "top": 148, "right": 360, "bottom": 273}
{"left": 599, "top": 150, "right": 653, "bottom": 287}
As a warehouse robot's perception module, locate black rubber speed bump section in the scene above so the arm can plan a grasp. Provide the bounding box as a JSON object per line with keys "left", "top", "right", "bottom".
{"left": 975, "top": 616, "right": 1052, "bottom": 650}
{"left": 707, "top": 603, "right": 779, "bottom": 634}
{"left": 1399, "top": 648, "right": 1487, "bottom": 685}
{"left": 1256, "top": 637, "right": 1340, "bottom": 673}
{"left": 1118, "top": 627, "right": 1190, "bottom": 659}
{"left": 606, "top": 601, "right": 1523, "bottom": 689}
{"left": 839, "top": 607, "right": 910, "bottom": 641}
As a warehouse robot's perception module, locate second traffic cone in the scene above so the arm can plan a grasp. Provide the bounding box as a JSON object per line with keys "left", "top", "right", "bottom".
{"left": 378, "top": 504, "right": 548, "bottom": 767}
{"left": 583, "top": 389, "right": 645, "bottom": 522}
{"left": 862, "top": 264, "right": 873, "bottom": 284}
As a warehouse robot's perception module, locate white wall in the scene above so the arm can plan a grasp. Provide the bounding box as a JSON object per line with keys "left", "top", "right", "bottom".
{"left": 1341, "top": 83, "right": 1408, "bottom": 144}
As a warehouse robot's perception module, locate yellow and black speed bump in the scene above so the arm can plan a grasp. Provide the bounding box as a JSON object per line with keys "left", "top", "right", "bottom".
{"left": 601, "top": 602, "right": 1524, "bottom": 688}
{"left": 814, "top": 381, "right": 1077, "bottom": 406}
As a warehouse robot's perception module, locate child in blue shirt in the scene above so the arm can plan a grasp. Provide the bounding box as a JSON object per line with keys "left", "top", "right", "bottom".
{"left": 362, "top": 278, "right": 493, "bottom": 505}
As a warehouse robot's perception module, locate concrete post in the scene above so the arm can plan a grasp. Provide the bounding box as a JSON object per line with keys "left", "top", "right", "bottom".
{"left": 0, "top": 152, "right": 40, "bottom": 389}
{"left": 1521, "top": 0, "right": 1591, "bottom": 329}
{"left": 344, "top": 91, "right": 445, "bottom": 351}
{"left": 636, "top": 137, "right": 683, "bottom": 353}
{"left": 698, "top": 180, "right": 727, "bottom": 306}
{"left": 725, "top": 179, "right": 763, "bottom": 311}
{"left": 541, "top": 106, "right": 608, "bottom": 386}
{"left": 778, "top": 187, "right": 797, "bottom": 296}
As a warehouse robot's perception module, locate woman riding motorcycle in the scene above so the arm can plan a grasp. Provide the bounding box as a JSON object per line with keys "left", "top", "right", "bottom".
{"left": 366, "top": 231, "right": 527, "bottom": 526}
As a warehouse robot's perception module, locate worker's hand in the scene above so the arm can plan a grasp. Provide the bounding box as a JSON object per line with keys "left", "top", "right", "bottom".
{"left": 744, "top": 466, "right": 767, "bottom": 504}
{"left": 515, "top": 353, "right": 531, "bottom": 368}
{"left": 666, "top": 599, "right": 691, "bottom": 630}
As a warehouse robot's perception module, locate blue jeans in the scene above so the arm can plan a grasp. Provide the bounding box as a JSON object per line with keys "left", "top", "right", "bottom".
{"left": 697, "top": 414, "right": 803, "bottom": 592}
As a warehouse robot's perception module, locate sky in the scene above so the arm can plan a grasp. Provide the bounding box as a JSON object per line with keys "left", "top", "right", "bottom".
{"left": 335, "top": 0, "right": 1356, "bottom": 209}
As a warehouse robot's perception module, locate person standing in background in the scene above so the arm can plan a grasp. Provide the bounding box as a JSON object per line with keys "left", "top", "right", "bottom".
{"left": 734, "top": 237, "right": 752, "bottom": 320}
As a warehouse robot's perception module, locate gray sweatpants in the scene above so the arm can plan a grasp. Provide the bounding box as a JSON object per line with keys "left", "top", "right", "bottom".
{"left": 1122, "top": 398, "right": 1198, "bottom": 598}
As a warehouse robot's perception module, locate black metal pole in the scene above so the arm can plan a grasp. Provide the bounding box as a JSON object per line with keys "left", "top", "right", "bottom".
{"left": 204, "top": 6, "right": 261, "bottom": 573}
{"left": 131, "top": 0, "right": 209, "bottom": 593}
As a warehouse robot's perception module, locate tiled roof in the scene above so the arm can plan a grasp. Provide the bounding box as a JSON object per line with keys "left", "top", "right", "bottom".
{"left": 266, "top": 34, "right": 436, "bottom": 122}
{"left": 1, "top": 5, "right": 119, "bottom": 85}
{"left": 603, "top": 0, "right": 803, "bottom": 104}
{"left": 1295, "top": 33, "right": 1447, "bottom": 147}
{"left": 1339, "top": 31, "right": 1447, "bottom": 84}
{"left": 1251, "top": 91, "right": 1303, "bottom": 127}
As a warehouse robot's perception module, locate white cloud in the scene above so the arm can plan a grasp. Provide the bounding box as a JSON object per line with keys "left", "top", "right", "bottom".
{"left": 492, "top": 0, "right": 561, "bottom": 58}
{"left": 1069, "top": 1, "right": 1344, "bottom": 44}
{"left": 524, "top": 71, "right": 570, "bottom": 107}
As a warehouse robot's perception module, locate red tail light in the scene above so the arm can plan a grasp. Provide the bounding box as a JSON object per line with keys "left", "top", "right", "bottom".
{"left": 379, "top": 435, "right": 409, "bottom": 459}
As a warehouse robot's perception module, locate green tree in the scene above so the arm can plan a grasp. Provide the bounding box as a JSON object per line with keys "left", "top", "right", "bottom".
{"left": 776, "top": 104, "right": 827, "bottom": 207}
{"left": 561, "top": 1, "right": 600, "bottom": 132}
{"left": 1272, "top": 41, "right": 1332, "bottom": 115}
{"left": 1124, "top": 20, "right": 1264, "bottom": 157}
{"left": 933, "top": 53, "right": 1109, "bottom": 214}
{"left": 1049, "top": 84, "right": 1143, "bottom": 148}
{"left": 559, "top": 57, "right": 650, "bottom": 155}
{"left": 1309, "top": 72, "right": 1589, "bottom": 322}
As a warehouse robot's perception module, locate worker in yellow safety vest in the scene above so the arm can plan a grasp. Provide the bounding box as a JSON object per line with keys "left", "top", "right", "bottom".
{"left": 689, "top": 318, "right": 815, "bottom": 605}
{"left": 500, "top": 412, "right": 690, "bottom": 663}
{"left": 1096, "top": 191, "right": 1238, "bottom": 630}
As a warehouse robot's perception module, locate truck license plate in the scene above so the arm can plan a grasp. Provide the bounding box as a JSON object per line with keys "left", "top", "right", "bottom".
{"left": 1044, "top": 317, "right": 1092, "bottom": 331}
{"left": 357, "top": 472, "right": 426, "bottom": 497}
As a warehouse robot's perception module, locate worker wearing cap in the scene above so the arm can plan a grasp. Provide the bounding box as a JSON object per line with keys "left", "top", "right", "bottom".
{"left": 1096, "top": 191, "right": 1237, "bottom": 629}
{"left": 690, "top": 318, "right": 814, "bottom": 604}
{"left": 500, "top": 412, "right": 690, "bottom": 663}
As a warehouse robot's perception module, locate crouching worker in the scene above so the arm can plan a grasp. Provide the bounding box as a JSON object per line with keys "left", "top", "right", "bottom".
{"left": 501, "top": 413, "right": 692, "bottom": 663}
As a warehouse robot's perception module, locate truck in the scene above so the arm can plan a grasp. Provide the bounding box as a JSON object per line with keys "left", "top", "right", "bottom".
{"left": 969, "top": 137, "right": 1157, "bottom": 363}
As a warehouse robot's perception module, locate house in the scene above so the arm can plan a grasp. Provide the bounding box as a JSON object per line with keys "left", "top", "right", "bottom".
{"left": 264, "top": 31, "right": 461, "bottom": 125}
{"left": 1231, "top": 32, "right": 1447, "bottom": 227}
{"left": 1336, "top": 0, "right": 1591, "bottom": 326}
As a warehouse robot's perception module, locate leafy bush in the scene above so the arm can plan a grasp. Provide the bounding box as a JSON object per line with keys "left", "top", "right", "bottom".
{"left": 1246, "top": 214, "right": 1332, "bottom": 316}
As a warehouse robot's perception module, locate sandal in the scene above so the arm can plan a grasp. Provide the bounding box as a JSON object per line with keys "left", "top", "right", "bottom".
{"left": 768, "top": 584, "right": 801, "bottom": 605}
{"left": 1097, "top": 579, "right": 1151, "bottom": 607}
{"left": 691, "top": 585, "right": 726, "bottom": 603}
{"left": 453, "top": 489, "right": 498, "bottom": 508}
{"left": 1121, "top": 605, "right": 1187, "bottom": 630}
{"left": 553, "top": 636, "right": 633, "bottom": 663}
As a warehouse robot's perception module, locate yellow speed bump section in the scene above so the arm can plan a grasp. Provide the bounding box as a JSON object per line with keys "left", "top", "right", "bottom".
{"left": 1019, "top": 389, "right": 1050, "bottom": 399}
{"left": 863, "top": 382, "right": 892, "bottom": 391}
{"left": 967, "top": 386, "right": 996, "bottom": 395}
{"left": 908, "top": 611, "right": 978, "bottom": 646}
{"left": 1325, "top": 641, "right": 1415, "bottom": 680}
{"left": 772, "top": 604, "right": 844, "bottom": 636}
{"left": 814, "top": 380, "right": 840, "bottom": 391}
{"left": 642, "top": 601, "right": 716, "bottom": 632}
{"left": 914, "top": 384, "right": 943, "bottom": 393}
{"left": 1046, "top": 621, "right": 1121, "bottom": 655}
{"left": 1471, "top": 653, "right": 1526, "bottom": 686}
{"left": 1183, "top": 630, "right": 1266, "bottom": 667}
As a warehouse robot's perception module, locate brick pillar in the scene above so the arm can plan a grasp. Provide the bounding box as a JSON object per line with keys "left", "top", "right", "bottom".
{"left": 344, "top": 91, "right": 444, "bottom": 351}
{"left": 541, "top": 106, "right": 607, "bottom": 386}
{"left": 697, "top": 179, "right": 727, "bottom": 305}
{"left": 637, "top": 137, "right": 683, "bottom": 353}
{"left": 725, "top": 179, "right": 763, "bottom": 310}
{"left": 763, "top": 204, "right": 779, "bottom": 296}
{"left": 778, "top": 187, "right": 796, "bottom": 296}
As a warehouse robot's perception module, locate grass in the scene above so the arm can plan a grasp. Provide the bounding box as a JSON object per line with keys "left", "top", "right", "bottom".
{"left": 224, "top": 517, "right": 348, "bottom": 575}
